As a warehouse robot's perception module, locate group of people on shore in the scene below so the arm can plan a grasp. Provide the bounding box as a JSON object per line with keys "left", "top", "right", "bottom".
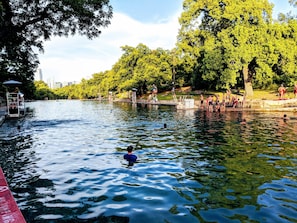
{"left": 199, "top": 83, "right": 297, "bottom": 112}
{"left": 200, "top": 90, "right": 244, "bottom": 112}
{"left": 278, "top": 83, "right": 297, "bottom": 99}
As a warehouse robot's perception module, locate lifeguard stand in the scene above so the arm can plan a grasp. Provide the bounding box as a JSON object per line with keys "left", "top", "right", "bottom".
{"left": 6, "top": 92, "right": 25, "bottom": 118}
{"left": 3, "top": 80, "right": 25, "bottom": 118}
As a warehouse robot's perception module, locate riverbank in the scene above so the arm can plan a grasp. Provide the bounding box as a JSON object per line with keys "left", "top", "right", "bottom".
{"left": 114, "top": 97, "right": 297, "bottom": 112}
{"left": 1, "top": 97, "right": 297, "bottom": 127}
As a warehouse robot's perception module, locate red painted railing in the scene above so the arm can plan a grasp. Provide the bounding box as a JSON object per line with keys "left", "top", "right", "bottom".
{"left": 0, "top": 168, "right": 26, "bottom": 223}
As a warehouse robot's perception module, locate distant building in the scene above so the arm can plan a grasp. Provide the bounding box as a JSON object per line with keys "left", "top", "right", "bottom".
{"left": 53, "top": 82, "right": 63, "bottom": 89}
{"left": 35, "top": 68, "right": 43, "bottom": 81}
{"left": 46, "top": 80, "right": 77, "bottom": 89}
{"left": 63, "top": 82, "right": 75, "bottom": 87}
{"left": 46, "top": 78, "right": 53, "bottom": 88}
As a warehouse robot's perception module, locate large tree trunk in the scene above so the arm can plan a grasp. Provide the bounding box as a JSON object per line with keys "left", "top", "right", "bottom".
{"left": 243, "top": 64, "right": 253, "bottom": 97}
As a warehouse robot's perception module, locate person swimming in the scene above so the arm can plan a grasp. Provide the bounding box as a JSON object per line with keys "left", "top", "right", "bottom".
{"left": 240, "top": 118, "right": 247, "bottom": 125}
{"left": 283, "top": 114, "right": 289, "bottom": 121}
{"left": 123, "top": 145, "right": 137, "bottom": 166}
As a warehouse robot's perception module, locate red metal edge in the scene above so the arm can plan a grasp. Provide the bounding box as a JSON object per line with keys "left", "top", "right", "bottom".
{"left": 0, "top": 168, "right": 26, "bottom": 223}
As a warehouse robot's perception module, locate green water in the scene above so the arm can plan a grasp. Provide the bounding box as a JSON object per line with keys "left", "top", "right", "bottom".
{"left": 0, "top": 100, "right": 296, "bottom": 223}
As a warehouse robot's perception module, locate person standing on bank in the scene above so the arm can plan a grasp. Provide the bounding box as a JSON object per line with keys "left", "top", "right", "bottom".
{"left": 152, "top": 84, "right": 158, "bottom": 102}
{"left": 200, "top": 94, "right": 204, "bottom": 109}
{"left": 124, "top": 145, "right": 137, "bottom": 166}
{"left": 278, "top": 84, "right": 286, "bottom": 99}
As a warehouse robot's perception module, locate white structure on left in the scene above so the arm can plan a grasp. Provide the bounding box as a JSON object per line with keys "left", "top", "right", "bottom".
{"left": 3, "top": 80, "right": 25, "bottom": 118}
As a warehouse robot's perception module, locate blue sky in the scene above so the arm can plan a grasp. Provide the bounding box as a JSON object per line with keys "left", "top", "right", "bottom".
{"left": 38, "top": 0, "right": 183, "bottom": 83}
{"left": 271, "top": 0, "right": 292, "bottom": 17}
{"left": 110, "top": 0, "right": 183, "bottom": 23}
{"left": 37, "top": 0, "right": 294, "bottom": 84}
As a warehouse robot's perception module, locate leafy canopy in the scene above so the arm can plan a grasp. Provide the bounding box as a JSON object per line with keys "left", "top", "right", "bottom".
{"left": 177, "top": 0, "right": 287, "bottom": 95}
{"left": 0, "top": 0, "right": 112, "bottom": 96}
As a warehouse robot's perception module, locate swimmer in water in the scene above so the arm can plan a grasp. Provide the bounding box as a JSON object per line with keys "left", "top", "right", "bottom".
{"left": 240, "top": 119, "right": 247, "bottom": 125}
{"left": 283, "top": 114, "right": 289, "bottom": 121}
{"left": 123, "top": 145, "right": 137, "bottom": 166}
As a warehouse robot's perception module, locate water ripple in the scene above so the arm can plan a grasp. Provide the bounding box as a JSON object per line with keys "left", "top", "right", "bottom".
{"left": 0, "top": 101, "right": 296, "bottom": 223}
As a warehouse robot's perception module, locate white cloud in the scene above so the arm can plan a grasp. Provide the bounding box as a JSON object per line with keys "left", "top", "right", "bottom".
{"left": 38, "top": 11, "right": 181, "bottom": 83}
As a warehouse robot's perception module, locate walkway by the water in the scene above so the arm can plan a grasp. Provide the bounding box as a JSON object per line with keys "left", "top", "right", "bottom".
{"left": 115, "top": 98, "right": 297, "bottom": 112}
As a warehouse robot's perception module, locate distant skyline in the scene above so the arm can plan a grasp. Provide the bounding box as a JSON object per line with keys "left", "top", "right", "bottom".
{"left": 37, "top": 0, "right": 294, "bottom": 83}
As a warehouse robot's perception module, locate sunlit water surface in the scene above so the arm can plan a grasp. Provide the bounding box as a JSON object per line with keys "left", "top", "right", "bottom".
{"left": 0, "top": 100, "right": 296, "bottom": 223}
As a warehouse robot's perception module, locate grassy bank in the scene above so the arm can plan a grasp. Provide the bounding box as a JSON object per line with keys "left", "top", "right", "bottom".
{"left": 155, "top": 87, "right": 296, "bottom": 101}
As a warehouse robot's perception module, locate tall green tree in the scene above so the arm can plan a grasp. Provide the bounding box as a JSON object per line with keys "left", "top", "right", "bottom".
{"left": 133, "top": 47, "right": 173, "bottom": 92}
{"left": 0, "top": 0, "right": 112, "bottom": 96}
{"left": 259, "top": 19, "right": 297, "bottom": 88}
{"left": 111, "top": 44, "right": 149, "bottom": 93}
{"left": 109, "top": 43, "right": 173, "bottom": 95}
{"left": 34, "top": 80, "right": 55, "bottom": 100}
{"left": 177, "top": 0, "right": 274, "bottom": 96}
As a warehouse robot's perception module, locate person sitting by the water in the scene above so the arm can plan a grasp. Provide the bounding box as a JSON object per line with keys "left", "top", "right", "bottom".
{"left": 124, "top": 145, "right": 137, "bottom": 166}
{"left": 152, "top": 84, "right": 158, "bottom": 95}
